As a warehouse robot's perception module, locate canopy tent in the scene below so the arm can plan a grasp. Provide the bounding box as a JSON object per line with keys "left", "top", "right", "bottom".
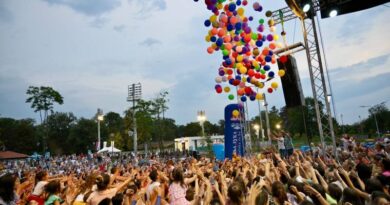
{"left": 98, "top": 146, "right": 121, "bottom": 153}
{"left": 0, "top": 151, "right": 29, "bottom": 160}
{"left": 97, "top": 141, "right": 121, "bottom": 153}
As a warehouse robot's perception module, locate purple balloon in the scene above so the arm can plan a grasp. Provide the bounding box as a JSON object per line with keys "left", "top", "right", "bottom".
{"left": 258, "top": 25, "right": 264, "bottom": 32}
{"left": 267, "top": 34, "right": 274, "bottom": 41}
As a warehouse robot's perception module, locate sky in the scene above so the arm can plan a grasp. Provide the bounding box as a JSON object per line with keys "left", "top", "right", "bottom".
{"left": 0, "top": 0, "right": 389, "bottom": 126}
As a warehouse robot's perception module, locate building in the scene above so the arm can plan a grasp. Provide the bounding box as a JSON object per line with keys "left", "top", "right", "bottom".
{"left": 174, "top": 135, "right": 224, "bottom": 152}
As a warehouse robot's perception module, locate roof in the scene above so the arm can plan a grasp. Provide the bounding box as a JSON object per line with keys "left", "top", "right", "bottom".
{"left": 0, "top": 151, "right": 29, "bottom": 160}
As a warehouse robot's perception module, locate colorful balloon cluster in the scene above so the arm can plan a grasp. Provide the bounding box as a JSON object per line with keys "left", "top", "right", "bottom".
{"left": 195, "top": 0, "right": 286, "bottom": 105}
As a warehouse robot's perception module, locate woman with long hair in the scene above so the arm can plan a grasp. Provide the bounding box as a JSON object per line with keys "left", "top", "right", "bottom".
{"left": 0, "top": 174, "right": 19, "bottom": 205}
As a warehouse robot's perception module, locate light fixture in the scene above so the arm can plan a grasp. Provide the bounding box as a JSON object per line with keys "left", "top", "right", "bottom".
{"left": 303, "top": 4, "right": 311, "bottom": 12}
{"left": 329, "top": 9, "right": 338, "bottom": 17}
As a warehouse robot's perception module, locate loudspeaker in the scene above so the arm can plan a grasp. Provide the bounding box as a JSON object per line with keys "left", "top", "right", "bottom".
{"left": 277, "top": 55, "right": 305, "bottom": 108}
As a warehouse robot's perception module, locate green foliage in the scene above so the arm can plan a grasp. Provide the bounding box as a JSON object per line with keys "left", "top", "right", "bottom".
{"left": 26, "top": 86, "right": 64, "bottom": 124}
{"left": 0, "top": 118, "right": 38, "bottom": 154}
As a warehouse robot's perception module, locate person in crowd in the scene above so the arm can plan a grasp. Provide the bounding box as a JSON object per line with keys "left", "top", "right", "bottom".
{"left": 44, "top": 181, "right": 63, "bottom": 205}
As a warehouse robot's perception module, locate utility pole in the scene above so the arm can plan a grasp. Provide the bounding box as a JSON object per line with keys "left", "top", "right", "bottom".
{"left": 127, "top": 83, "right": 142, "bottom": 157}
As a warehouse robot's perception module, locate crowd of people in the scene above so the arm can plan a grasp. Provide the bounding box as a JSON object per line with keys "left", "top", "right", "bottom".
{"left": 1, "top": 134, "right": 390, "bottom": 205}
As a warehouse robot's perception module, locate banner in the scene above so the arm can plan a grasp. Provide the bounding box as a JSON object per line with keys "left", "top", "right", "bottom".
{"left": 224, "top": 104, "right": 245, "bottom": 159}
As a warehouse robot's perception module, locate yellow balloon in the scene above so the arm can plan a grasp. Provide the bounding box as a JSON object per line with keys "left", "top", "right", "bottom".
{"left": 237, "top": 7, "right": 245, "bottom": 16}
{"left": 258, "top": 82, "right": 265, "bottom": 88}
{"left": 278, "top": 70, "right": 285, "bottom": 77}
{"left": 232, "top": 110, "right": 239, "bottom": 117}
{"left": 211, "top": 43, "right": 218, "bottom": 49}
{"left": 210, "top": 15, "right": 217, "bottom": 22}
{"left": 205, "top": 35, "right": 211, "bottom": 42}
{"left": 242, "top": 76, "right": 247, "bottom": 83}
{"left": 271, "top": 82, "right": 278, "bottom": 89}
{"left": 252, "top": 60, "right": 259, "bottom": 67}
{"left": 217, "top": 3, "right": 223, "bottom": 10}
{"left": 273, "top": 34, "right": 279, "bottom": 41}
{"left": 256, "top": 93, "right": 264, "bottom": 100}
{"left": 239, "top": 67, "right": 247, "bottom": 74}
{"left": 224, "top": 86, "right": 230, "bottom": 93}
{"left": 237, "top": 55, "right": 243, "bottom": 62}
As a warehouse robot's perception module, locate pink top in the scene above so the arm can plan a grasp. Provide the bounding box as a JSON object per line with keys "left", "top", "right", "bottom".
{"left": 168, "top": 183, "right": 190, "bottom": 205}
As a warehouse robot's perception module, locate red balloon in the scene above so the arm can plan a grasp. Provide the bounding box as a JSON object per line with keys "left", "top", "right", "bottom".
{"left": 245, "top": 87, "right": 252, "bottom": 95}
{"left": 233, "top": 79, "right": 240, "bottom": 86}
{"left": 280, "top": 55, "right": 288, "bottom": 63}
{"left": 243, "top": 0, "right": 248, "bottom": 6}
{"left": 255, "top": 73, "right": 261, "bottom": 79}
{"left": 216, "top": 87, "right": 223, "bottom": 93}
{"left": 247, "top": 69, "right": 255, "bottom": 77}
{"left": 267, "top": 88, "right": 273, "bottom": 93}
{"left": 227, "top": 69, "right": 233, "bottom": 75}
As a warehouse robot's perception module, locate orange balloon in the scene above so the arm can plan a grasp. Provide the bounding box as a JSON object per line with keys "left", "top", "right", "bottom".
{"left": 225, "top": 43, "right": 233, "bottom": 50}
{"left": 230, "top": 16, "right": 238, "bottom": 24}
{"left": 237, "top": 88, "right": 245, "bottom": 96}
{"left": 224, "top": 35, "right": 232, "bottom": 43}
{"left": 207, "top": 47, "right": 214, "bottom": 54}
{"left": 269, "top": 43, "right": 276, "bottom": 50}
{"left": 218, "top": 29, "right": 226, "bottom": 37}
{"left": 211, "top": 28, "right": 218, "bottom": 35}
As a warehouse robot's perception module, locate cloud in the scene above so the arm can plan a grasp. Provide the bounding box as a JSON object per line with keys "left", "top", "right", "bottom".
{"left": 89, "top": 17, "right": 108, "bottom": 28}
{"left": 113, "top": 25, "right": 125, "bottom": 32}
{"left": 128, "top": 0, "right": 166, "bottom": 16}
{"left": 139, "top": 38, "right": 161, "bottom": 47}
{"left": 0, "top": 1, "right": 13, "bottom": 23}
{"left": 43, "top": 0, "right": 121, "bottom": 16}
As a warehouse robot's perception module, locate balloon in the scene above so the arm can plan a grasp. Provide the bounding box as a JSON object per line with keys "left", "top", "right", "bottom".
{"left": 253, "top": 2, "right": 260, "bottom": 10}
{"left": 265, "top": 10, "right": 273, "bottom": 17}
{"left": 204, "top": 20, "right": 211, "bottom": 27}
{"left": 224, "top": 86, "right": 231, "bottom": 93}
{"left": 259, "top": 19, "right": 265, "bottom": 24}
{"left": 278, "top": 69, "right": 285, "bottom": 77}
{"left": 280, "top": 55, "right": 288, "bottom": 63}
{"left": 263, "top": 65, "right": 271, "bottom": 71}
{"left": 228, "top": 3, "right": 236, "bottom": 12}
{"left": 266, "top": 34, "right": 273, "bottom": 41}
{"left": 228, "top": 94, "right": 235, "bottom": 100}
{"left": 232, "top": 110, "right": 239, "bottom": 117}
{"left": 256, "top": 93, "right": 264, "bottom": 100}
{"left": 250, "top": 95, "right": 256, "bottom": 101}
{"left": 241, "top": 96, "right": 247, "bottom": 102}
{"left": 267, "top": 88, "right": 273, "bottom": 93}
{"left": 237, "top": 7, "right": 244, "bottom": 16}
{"left": 207, "top": 47, "right": 214, "bottom": 54}
{"left": 271, "top": 82, "right": 278, "bottom": 89}
{"left": 268, "top": 71, "right": 275, "bottom": 78}
{"left": 237, "top": 88, "right": 245, "bottom": 96}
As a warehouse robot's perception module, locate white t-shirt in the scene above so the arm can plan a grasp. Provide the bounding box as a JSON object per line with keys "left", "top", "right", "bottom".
{"left": 277, "top": 137, "right": 285, "bottom": 150}
{"left": 86, "top": 188, "right": 118, "bottom": 205}
{"left": 146, "top": 181, "right": 160, "bottom": 200}
{"left": 32, "top": 181, "right": 48, "bottom": 196}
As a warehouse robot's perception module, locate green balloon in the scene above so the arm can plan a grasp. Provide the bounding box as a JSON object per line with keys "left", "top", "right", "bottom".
{"left": 259, "top": 19, "right": 265, "bottom": 24}
{"left": 251, "top": 33, "right": 258, "bottom": 40}
{"left": 260, "top": 69, "right": 266, "bottom": 74}
{"left": 228, "top": 94, "right": 235, "bottom": 100}
{"left": 222, "top": 49, "right": 229, "bottom": 56}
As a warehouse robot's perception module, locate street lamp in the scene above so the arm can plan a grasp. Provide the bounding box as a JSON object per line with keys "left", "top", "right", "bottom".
{"left": 360, "top": 105, "right": 381, "bottom": 138}
{"left": 275, "top": 124, "right": 281, "bottom": 130}
{"left": 96, "top": 108, "right": 104, "bottom": 151}
{"left": 197, "top": 111, "right": 206, "bottom": 137}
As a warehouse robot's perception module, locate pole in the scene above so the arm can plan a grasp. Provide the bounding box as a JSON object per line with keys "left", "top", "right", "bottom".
{"left": 257, "top": 89, "right": 265, "bottom": 144}
{"left": 132, "top": 84, "right": 138, "bottom": 157}
{"left": 97, "top": 119, "right": 101, "bottom": 151}
{"left": 373, "top": 113, "right": 380, "bottom": 138}
{"left": 263, "top": 94, "right": 271, "bottom": 145}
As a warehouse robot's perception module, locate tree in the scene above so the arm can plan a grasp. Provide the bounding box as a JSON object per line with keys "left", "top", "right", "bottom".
{"left": 182, "top": 122, "right": 202, "bottom": 136}
{"left": 26, "top": 86, "right": 64, "bottom": 124}
{"left": 26, "top": 86, "right": 63, "bottom": 152}
{"left": 0, "top": 118, "right": 38, "bottom": 154}
{"left": 104, "top": 112, "right": 124, "bottom": 136}
{"left": 152, "top": 90, "right": 169, "bottom": 149}
{"left": 68, "top": 118, "right": 98, "bottom": 154}
{"left": 46, "top": 112, "right": 77, "bottom": 154}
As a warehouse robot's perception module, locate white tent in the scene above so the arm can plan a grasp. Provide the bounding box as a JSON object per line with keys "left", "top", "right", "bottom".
{"left": 97, "top": 141, "right": 121, "bottom": 153}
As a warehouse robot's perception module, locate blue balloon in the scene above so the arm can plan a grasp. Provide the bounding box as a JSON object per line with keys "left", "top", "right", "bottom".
{"left": 268, "top": 50, "right": 273, "bottom": 56}
{"left": 204, "top": 20, "right": 211, "bottom": 27}
{"left": 215, "top": 84, "right": 221, "bottom": 89}
{"left": 247, "top": 77, "right": 251, "bottom": 82}
{"left": 216, "top": 38, "right": 223, "bottom": 47}
{"left": 268, "top": 71, "right": 275, "bottom": 78}
{"left": 235, "top": 75, "right": 241, "bottom": 80}
{"left": 250, "top": 95, "right": 256, "bottom": 101}
{"left": 229, "top": 79, "right": 235, "bottom": 85}
{"left": 249, "top": 16, "right": 253, "bottom": 21}
{"left": 264, "top": 65, "right": 271, "bottom": 71}
{"left": 223, "top": 55, "right": 229, "bottom": 60}
{"left": 241, "top": 96, "right": 247, "bottom": 102}
{"left": 225, "top": 58, "right": 232, "bottom": 65}
{"left": 256, "top": 40, "right": 263, "bottom": 47}
{"left": 227, "top": 24, "right": 234, "bottom": 31}
{"left": 235, "top": 22, "right": 242, "bottom": 30}
{"left": 219, "top": 70, "right": 225, "bottom": 76}
{"left": 236, "top": 0, "right": 241, "bottom": 5}
{"left": 210, "top": 36, "right": 217, "bottom": 42}
{"left": 265, "top": 55, "right": 272, "bottom": 62}
{"left": 228, "top": 3, "right": 236, "bottom": 12}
